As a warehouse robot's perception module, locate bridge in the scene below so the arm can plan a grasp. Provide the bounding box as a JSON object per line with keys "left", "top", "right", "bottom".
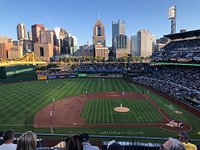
{"left": 0, "top": 52, "right": 47, "bottom": 66}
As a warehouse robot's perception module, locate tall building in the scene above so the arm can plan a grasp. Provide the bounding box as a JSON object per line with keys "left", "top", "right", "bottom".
{"left": 34, "top": 43, "right": 53, "bottom": 62}
{"left": 94, "top": 44, "right": 108, "bottom": 60}
{"left": 56, "top": 28, "right": 70, "bottom": 54}
{"left": 131, "top": 35, "right": 139, "bottom": 56}
{"left": 0, "top": 36, "right": 12, "bottom": 59}
{"left": 17, "top": 23, "right": 27, "bottom": 40}
{"left": 20, "top": 39, "right": 33, "bottom": 55}
{"left": 31, "top": 24, "right": 55, "bottom": 61}
{"left": 137, "top": 30, "right": 155, "bottom": 57}
{"left": 112, "top": 20, "right": 125, "bottom": 46}
{"left": 115, "top": 34, "right": 127, "bottom": 48}
{"left": 28, "top": 31, "right": 32, "bottom": 41}
{"left": 126, "top": 38, "right": 131, "bottom": 55}
{"left": 75, "top": 43, "right": 94, "bottom": 57}
{"left": 31, "top": 24, "right": 45, "bottom": 43}
{"left": 112, "top": 20, "right": 125, "bottom": 36}
{"left": 53, "top": 28, "right": 77, "bottom": 55}
{"left": 112, "top": 20, "right": 128, "bottom": 58}
{"left": 93, "top": 19, "right": 108, "bottom": 60}
{"left": 92, "top": 19, "right": 106, "bottom": 46}
{"left": 40, "top": 30, "right": 54, "bottom": 44}
{"left": 10, "top": 41, "right": 23, "bottom": 60}
{"left": 69, "top": 36, "right": 78, "bottom": 54}
{"left": 115, "top": 35, "right": 128, "bottom": 58}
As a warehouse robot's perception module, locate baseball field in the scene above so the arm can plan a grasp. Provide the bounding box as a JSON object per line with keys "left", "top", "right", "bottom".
{"left": 0, "top": 78, "right": 200, "bottom": 138}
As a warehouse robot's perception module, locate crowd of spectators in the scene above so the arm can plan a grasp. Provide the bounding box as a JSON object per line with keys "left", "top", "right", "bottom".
{"left": 72, "top": 63, "right": 126, "bottom": 72}
{"left": 131, "top": 65, "right": 200, "bottom": 109}
{"left": 164, "top": 39, "right": 200, "bottom": 51}
{"left": 48, "top": 68, "right": 72, "bottom": 75}
{"left": 72, "top": 63, "right": 153, "bottom": 73}
{"left": 152, "top": 39, "right": 200, "bottom": 62}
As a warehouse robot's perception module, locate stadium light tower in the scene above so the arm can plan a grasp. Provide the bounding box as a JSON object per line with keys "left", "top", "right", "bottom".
{"left": 168, "top": 6, "right": 176, "bottom": 34}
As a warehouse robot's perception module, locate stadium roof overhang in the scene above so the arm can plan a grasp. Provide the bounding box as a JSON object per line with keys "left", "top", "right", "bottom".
{"left": 164, "top": 29, "right": 200, "bottom": 40}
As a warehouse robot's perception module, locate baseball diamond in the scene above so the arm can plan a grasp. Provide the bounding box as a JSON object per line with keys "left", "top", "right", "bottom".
{"left": 0, "top": 78, "right": 199, "bottom": 137}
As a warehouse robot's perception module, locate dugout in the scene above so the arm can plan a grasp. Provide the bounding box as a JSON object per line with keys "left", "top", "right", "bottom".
{"left": 0, "top": 65, "right": 37, "bottom": 83}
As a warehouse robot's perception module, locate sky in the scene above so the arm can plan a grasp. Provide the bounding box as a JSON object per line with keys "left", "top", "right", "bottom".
{"left": 0, "top": 0, "right": 200, "bottom": 46}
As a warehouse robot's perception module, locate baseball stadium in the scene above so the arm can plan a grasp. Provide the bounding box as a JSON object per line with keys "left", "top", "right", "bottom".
{"left": 0, "top": 29, "right": 200, "bottom": 149}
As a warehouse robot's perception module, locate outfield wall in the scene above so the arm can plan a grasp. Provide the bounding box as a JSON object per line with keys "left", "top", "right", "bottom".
{"left": 0, "top": 65, "right": 37, "bottom": 83}
{"left": 77, "top": 73, "right": 123, "bottom": 78}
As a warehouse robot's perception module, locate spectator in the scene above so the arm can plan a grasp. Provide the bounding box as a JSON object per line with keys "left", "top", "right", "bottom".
{"left": 65, "top": 135, "right": 83, "bottom": 150}
{"left": 178, "top": 132, "right": 197, "bottom": 150}
{"left": 107, "top": 140, "right": 124, "bottom": 150}
{"left": 0, "top": 129, "right": 17, "bottom": 150}
{"left": 16, "top": 131, "right": 37, "bottom": 150}
{"left": 80, "top": 133, "right": 99, "bottom": 150}
{"left": 160, "top": 138, "right": 185, "bottom": 150}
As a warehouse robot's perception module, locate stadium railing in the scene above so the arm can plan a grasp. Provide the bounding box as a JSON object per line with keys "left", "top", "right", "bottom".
{"left": 10, "top": 133, "right": 200, "bottom": 150}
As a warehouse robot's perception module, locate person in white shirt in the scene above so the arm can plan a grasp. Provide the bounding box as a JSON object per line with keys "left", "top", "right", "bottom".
{"left": 80, "top": 133, "right": 99, "bottom": 150}
{"left": 0, "top": 129, "right": 17, "bottom": 150}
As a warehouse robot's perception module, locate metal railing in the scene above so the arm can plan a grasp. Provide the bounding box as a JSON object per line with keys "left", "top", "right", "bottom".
{"left": 6, "top": 133, "right": 198, "bottom": 150}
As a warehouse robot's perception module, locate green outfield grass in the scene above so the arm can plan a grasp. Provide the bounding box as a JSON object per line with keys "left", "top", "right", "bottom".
{"left": 0, "top": 78, "right": 200, "bottom": 138}
{"left": 81, "top": 99, "right": 163, "bottom": 124}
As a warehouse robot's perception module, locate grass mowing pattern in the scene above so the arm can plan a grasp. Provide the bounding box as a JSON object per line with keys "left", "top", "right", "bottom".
{"left": 0, "top": 78, "right": 200, "bottom": 138}
{"left": 0, "top": 78, "right": 137, "bottom": 127}
{"left": 81, "top": 99, "right": 164, "bottom": 124}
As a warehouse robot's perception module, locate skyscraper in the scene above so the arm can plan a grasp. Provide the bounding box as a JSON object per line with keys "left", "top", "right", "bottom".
{"left": 92, "top": 19, "right": 106, "bottom": 46}
{"left": 93, "top": 19, "right": 108, "bottom": 60}
{"left": 115, "top": 34, "right": 127, "bottom": 49}
{"left": 60, "top": 28, "right": 70, "bottom": 54}
{"left": 112, "top": 20, "right": 125, "bottom": 39}
{"left": 126, "top": 37, "right": 131, "bottom": 55}
{"left": 112, "top": 20, "right": 125, "bottom": 48}
{"left": 112, "top": 20, "right": 128, "bottom": 58}
{"left": 137, "top": 30, "right": 155, "bottom": 57}
{"left": 17, "top": 23, "right": 27, "bottom": 40}
{"left": 40, "top": 30, "right": 54, "bottom": 44}
{"left": 31, "top": 24, "right": 45, "bottom": 43}
{"left": 0, "top": 36, "right": 12, "bottom": 59}
{"left": 69, "top": 36, "right": 78, "bottom": 54}
{"left": 131, "top": 35, "right": 139, "bottom": 56}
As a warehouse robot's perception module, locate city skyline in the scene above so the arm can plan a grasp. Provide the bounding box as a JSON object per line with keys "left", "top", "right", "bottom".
{"left": 1, "top": 0, "right": 200, "bottom": 46}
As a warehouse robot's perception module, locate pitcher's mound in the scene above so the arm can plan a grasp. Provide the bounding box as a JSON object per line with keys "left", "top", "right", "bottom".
{"left": 114, "top": 107, "right": 130, "bottom": 112}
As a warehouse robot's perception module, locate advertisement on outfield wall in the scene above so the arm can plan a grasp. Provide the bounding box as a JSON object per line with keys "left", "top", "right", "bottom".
{"left": 48, "top": 75, "right": 58, "bottom": 79}
{"left": 78, "top": 73, "right": 123, "bottom": 78}
{"left": 46, "top": 74, "right": 77, "bottom": 79}
{"left": 38, "top": 76, "right": 47, "bottom": 80}
{"left": 58, "top": 75, "right": 66, "bottom": 79}
{"left": 67, "top": 74, "right": 76, "bottom": 78}
{"left": 78, "top": 73, "right": 87, "bottom": 77}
